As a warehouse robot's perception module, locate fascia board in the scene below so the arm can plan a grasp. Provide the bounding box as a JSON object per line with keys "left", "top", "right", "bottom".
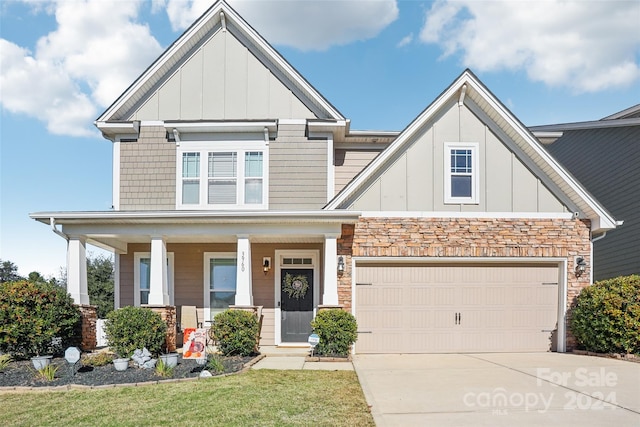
{"left": 530, "top": 117, "right": 640, "bottom": 132}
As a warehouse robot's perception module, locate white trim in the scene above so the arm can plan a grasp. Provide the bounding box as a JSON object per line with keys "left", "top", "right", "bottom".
{"left": 114, "top": 253, "right": 120, "bottom": 310}
{"left": 274, "top": 249, "right": 320, "bottom": 346}
{"left": 351, "top": 256, "right": 568, "bottom": 354}
{"left": 112, "top": 140, "right": 121, "bottom": 210}
{"left": 134, "top": 252, "right": 175, "bottom": 306}
{"left": 165, "top": 121, "right": 277, "bottom": 136}
{"left": 203, "top": 252, "right": 237, "bottom": 323}
{"left": 360, "top": 211, "right": 574, "bottom": 219}
{"left": 444, "top": 142, "right": 479, "bottom": 204}
{"left": 279, "top": 119, "right": 307, "bottom": 125}
{"left": 322, "top": 235, "right": 339, "bottom": 305}
{"left": 327, "top": 133, "right": 334, "bottom": 202}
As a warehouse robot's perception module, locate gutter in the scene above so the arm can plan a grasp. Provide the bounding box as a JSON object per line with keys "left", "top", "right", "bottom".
{"left": 50, "top": 217, "right": 68, "bottom": 241}
{"left": 591, "top": 220, "right": 624, "bottom": 243}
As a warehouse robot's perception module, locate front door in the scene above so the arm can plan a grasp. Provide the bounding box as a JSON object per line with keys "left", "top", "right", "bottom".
{"left": 281, "top": 268, "right": 314, "bottom": 342}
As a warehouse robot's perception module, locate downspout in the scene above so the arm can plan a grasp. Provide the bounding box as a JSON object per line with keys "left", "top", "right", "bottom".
{"left": 50, "top": 217, "right": 68, "bottom": 241}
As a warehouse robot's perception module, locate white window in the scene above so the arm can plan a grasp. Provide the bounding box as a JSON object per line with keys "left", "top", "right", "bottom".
{"left": 204, "top": 252, "right": 237, "bottom": 322}
{"left": 134, "top": 252, "right": 174, "bottom": 306}
{"left": 177, "top": 140, "right": 267, "bottom": 210}
{"left": 444, "top": 142, "right": 479, "bottom": 204}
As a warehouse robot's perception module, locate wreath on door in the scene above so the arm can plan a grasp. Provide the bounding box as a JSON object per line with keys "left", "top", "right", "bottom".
{"left": 283, "top": 273, "right": 309, "bottom": 300}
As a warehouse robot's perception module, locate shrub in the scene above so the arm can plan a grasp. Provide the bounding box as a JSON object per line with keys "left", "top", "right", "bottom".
{"left": 310, "top": 309, "right": 357, "bottom": 357}
{"left": 81, "top": 352, "right": 114, "bottom": 367}
{"left": 571, "top": 275, "right": 640, "bottom": 354}
{"left": 0, "top": 280, "right": 81, "bottom": 358}
{"left": 103, "top": 306, "right": 167, "bottom": 358}
{"left": 211, "top": 310, "right": 259, "bottom": 356}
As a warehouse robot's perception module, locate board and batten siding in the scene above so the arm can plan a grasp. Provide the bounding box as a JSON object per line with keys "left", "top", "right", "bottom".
{"left": 334, "top": 149, "right": 382, "bottom": 195}
{"left": 545, "top": 126, "right": 640, "bottom": 280}
{"left": 269, "top": 123, "right": 328, "bottom": 209}
{"left": 351, "top": 101, "right": 567, "bottom": 213}
{"left": 130, "top": 28, "right": 314, "bottom": 121}
{"left": 119, "top": 126, "right": 176, "bottom": 210}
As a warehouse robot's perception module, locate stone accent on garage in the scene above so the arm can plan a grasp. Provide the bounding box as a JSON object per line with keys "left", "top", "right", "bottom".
{"left": 340, "top": 217, "right": 592, "bottom": 350}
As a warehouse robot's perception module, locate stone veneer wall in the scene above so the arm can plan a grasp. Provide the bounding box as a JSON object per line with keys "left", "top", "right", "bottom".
{"left": 74, "top": 305, "right": 97, "bottom": 351}
{"left": 337, "top": 217, "right": 592, "bottom": 350}
{"left": 148, "top": 306, "right": 177, "bottom": 352}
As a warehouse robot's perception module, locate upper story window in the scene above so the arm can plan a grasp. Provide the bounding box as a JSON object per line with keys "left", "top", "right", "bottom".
{"left": 444, "top": 142, "right": 479, "bottom": 204}
{"left": 177, "top": 140, "right": 268, "bottom": 210}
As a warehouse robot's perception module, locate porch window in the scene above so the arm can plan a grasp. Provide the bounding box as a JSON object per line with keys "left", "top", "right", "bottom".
{"left": 444, "top": 142, "right": 479, "bottom": 204}
{"left": 134, "top": 253, "right": 175, "bottom": 306}
{"left": 204, "top": 253, "right": 237, "bottom": 321}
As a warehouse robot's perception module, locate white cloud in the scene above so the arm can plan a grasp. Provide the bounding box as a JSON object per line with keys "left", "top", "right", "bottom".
{"left": 397, "top": 33, "right": 413, "bottom": 48}
{"left": 419, "top": 0, "right": 640, "bottom": 92}
{"left": 0, "top": 0, "right": 163, "bottom": 136}
{"left": 163, "top": 0, "right": 399, "bottom": 51}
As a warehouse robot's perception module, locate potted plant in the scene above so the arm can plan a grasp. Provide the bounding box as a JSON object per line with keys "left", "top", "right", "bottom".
{"left": 159, "top": 346, "right": 179, "bottom": 368}
{"left": 112, "top": 356, "right": 130, "bottom": 371}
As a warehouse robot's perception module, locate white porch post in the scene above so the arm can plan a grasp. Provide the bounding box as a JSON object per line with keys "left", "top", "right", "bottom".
{"left": 148, "top": 236, "right": 169, "bottom": 305}
{"left": 67, "top": 236, "right": 89, "bottom": 305}
{"left": 322, "top": 234, "right": 339, "bottom": 305}
{"left": 235, "top": 236, "right": 253, "bottom": 306}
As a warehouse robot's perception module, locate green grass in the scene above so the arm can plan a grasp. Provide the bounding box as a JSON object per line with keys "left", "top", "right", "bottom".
{"left": 0, "top": 370, "right": 374, "bottom": 427}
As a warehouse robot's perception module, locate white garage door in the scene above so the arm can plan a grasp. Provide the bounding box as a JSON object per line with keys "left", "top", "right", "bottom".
{"left": 355, "top": 263, "right": 560, "bottom": 354}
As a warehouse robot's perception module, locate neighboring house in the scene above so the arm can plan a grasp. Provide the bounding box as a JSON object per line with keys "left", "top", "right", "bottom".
{"left": 531, "top": 106, "right": 639, "bottom": 281}
{"left": 31, "top": 0, "right": 618, "bottom": 354}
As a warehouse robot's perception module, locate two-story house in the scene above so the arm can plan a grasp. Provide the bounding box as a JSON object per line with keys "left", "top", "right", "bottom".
{"left": 31, "top": 0, "right": 618, "bottom": 354}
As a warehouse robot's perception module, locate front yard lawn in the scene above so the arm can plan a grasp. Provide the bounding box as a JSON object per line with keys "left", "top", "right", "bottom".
{"left": 0, "top": 370, "right": 374, "bottom": 426}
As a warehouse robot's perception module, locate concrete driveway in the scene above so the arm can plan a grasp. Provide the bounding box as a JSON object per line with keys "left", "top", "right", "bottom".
{"left": 353, "top": 353, "right": 640, "bottom": 426}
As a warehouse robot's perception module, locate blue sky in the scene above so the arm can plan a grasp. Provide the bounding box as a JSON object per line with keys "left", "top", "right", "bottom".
{"left": 1, "top": 0, "right": 640, "bottom": 278}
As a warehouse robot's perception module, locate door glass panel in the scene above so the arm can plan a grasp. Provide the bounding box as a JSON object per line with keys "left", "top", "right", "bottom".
{"left": 139, "top": 257, "right": 150, "bottom": 305}
{"left": 209, "top": 258, "right": 237, "bottom": 317}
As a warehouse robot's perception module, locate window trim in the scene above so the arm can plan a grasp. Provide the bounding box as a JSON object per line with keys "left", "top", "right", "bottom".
{"left": 444, "top": 142, "right": 479, "bottom": 204}
{"left": 133, "top": 252, "right": 175, "bottom": 306}
{"left": 203, "top": 252, "right": 238, "bottom": 323}
{"left": 176, "top": 140, "right": 268, "bottom": 210}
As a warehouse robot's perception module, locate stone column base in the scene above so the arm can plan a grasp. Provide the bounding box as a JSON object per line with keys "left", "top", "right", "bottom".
{"left": 146, "top": 305, "right": 177, "bottom": 352}
{"left": 75, "top": 305, "right": 97, "bottom": 351}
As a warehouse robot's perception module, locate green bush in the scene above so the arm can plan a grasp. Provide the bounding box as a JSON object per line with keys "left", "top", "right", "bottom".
{"left": 311, "top": 309, "right": 358, "bottom": 357}
{"left": 104, "top": 306, "right": 167, "bottom": 358}
{"left": 211, "top": 310, "right": 259, "bottom": 356}
{"left": 571, "top": 275, "right": 640, "bottom": 354}
{"left": 0, "top": 280, "right": 81, "bottom": 358}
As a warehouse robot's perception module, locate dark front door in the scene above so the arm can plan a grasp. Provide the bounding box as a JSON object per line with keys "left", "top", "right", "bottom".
{"left": 281, "top": 268, "right": 314, "bottom": 342}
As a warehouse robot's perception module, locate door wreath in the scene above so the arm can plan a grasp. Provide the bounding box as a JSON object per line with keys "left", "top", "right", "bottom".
{"left": 283, "top": 273, "right": 309, "bottom": 299}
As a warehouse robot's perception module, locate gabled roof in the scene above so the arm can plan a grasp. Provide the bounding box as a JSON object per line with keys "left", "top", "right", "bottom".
{"left": 325, "top": 69, "right": 618, "bottom": 233}
{"left": 96, "top": 0, "right": 343, "bottom": 124}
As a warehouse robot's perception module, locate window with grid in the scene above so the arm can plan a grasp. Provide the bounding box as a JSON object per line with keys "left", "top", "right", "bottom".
{"left": 444, "top": 143, "right": 478, "bottom": 204}
{"left": 182, "top": 152, "right": 200, "bottom": 204}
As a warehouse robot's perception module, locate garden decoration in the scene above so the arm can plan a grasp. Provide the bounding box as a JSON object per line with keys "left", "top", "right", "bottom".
{"left": 283, "top": 273, "right": 309, "bottom": 299}
{"left": 64, "top": 346, "right": 81, "bottom": 377}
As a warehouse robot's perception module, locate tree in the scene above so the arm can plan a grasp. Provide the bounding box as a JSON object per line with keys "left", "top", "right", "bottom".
{"left": 0, "top": 260, "right": 23, "bottom": 283}
{"left": 87, "top": 254, "right": 114, "bottom": 318}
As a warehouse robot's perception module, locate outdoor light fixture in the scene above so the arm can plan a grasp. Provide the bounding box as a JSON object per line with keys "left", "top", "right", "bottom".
{"left": 574, "top": 256, "right": 587, "bottom": 277}
{"left": 262, "top": 257, "right": 271, "bottom": 274}
{"left": 337, "top": 256, "right": 345, "bottom": 274}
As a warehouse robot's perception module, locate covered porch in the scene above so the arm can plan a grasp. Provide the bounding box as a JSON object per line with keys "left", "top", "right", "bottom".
{"left": 31, "top": 211, "right": 360, "bottom": 350}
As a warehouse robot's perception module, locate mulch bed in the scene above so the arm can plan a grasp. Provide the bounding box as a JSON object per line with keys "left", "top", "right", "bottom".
{"left": 0, "top": 355, "right": 256, "bottom": 389}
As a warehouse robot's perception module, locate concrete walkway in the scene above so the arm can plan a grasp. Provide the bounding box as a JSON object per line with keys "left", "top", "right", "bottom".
{"left": 353, "top": 353, "right": 640, "bottom": 427}
{"left": 251, "top": 356, "right": 353, "bottom": 371}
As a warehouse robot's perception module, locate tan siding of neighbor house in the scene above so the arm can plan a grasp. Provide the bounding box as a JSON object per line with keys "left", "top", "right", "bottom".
{"left": 119, "top": 126, "right": 176, "bottom": 210}
{"left": 350, "top": 102, "right": 566, "bottom": 213}
{"left": 131, "top": 29, "right": 314, "bottom": 121}
{"left": 269, "top": 123, "right": 328, "bottom": 209}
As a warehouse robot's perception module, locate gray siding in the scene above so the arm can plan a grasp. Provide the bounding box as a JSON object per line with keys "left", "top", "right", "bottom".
{"left": 132, "top": 30, "right": 315, "bottom": 121}
{"left": 334, "top": 149, "right": 381, "bottom": 195}
{"left": 269, "top": 123, "right": 328, "bottom": 209}
{"left": 120, "top": 126, "right": 176, "bottom": 210}
{"left": 351, "top": 102, "right": 566, "bottom": 213}
{"left": 546, "top": 126, "right": 640, "bottom": 280}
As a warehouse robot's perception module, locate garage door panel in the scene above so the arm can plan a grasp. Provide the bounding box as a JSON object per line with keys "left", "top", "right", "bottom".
{"left": 355, "top": 264, "right": 560, "bottom": 354}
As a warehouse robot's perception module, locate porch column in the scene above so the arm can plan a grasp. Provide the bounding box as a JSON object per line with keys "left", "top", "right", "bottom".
{"left": 235, "top": 236, "right": 253, "bottom": 306}
{"left": 148, "top": 236, "right": 169, "bottom": 305}
{"left": 67, "top": 236, "right": 89, "bottom": 305}
{"left": 322, "top": 234, "right": 339, "bottom": 305}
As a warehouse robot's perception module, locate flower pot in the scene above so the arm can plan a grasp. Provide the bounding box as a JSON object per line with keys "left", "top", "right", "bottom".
{"left": 31, "top": 355, "right": 53, "bottom": 370}
{"left": 159, "top": 353, "right": 179, "bottom": 368}
{"left": 113, "top": 358, "right": 130, "bottom": 371}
